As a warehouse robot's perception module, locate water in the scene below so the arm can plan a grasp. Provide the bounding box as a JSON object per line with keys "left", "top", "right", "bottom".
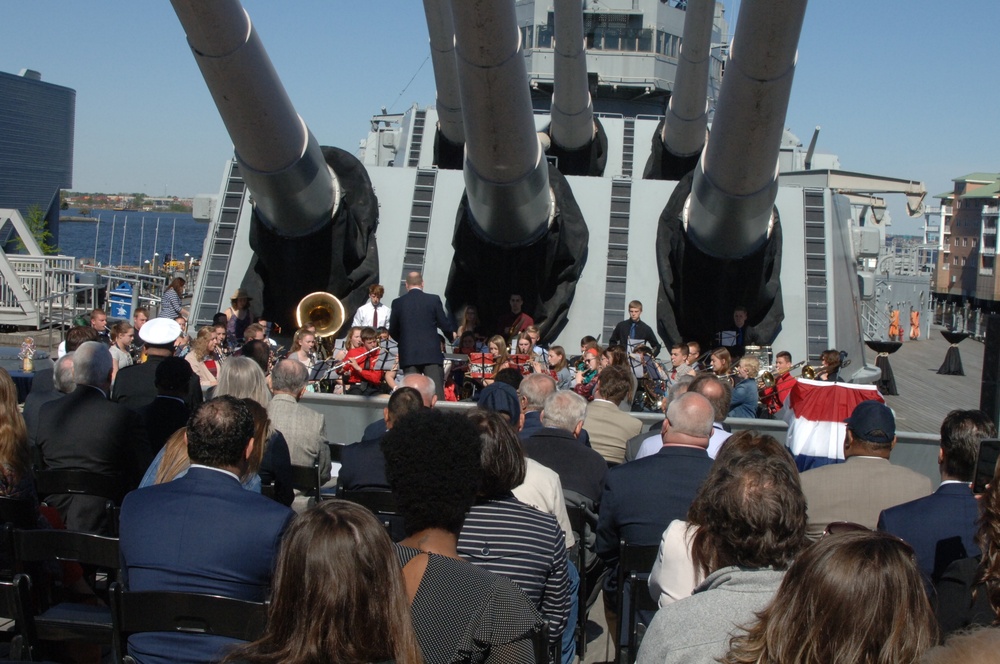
{"left": 56, "top": 208, "right": 209, "bottom": 268}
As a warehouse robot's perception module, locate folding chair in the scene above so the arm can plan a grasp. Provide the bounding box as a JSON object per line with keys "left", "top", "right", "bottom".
{"left": 615, "top": 540, "right": 658, "bottom": 664}
{"left": 7, "top": 525, "right": 121, "bottom": 646}
{"left": 288, "top": 460, "right": 322, "bottom": 503}
{"left": 0, "top": 574, "right": 38, "bottom": 660}
{"left": 110, "top": 582, "right": 268, "bottom": 664}
{"left": 338, "top": 489, "right": 404, "bottom": 541}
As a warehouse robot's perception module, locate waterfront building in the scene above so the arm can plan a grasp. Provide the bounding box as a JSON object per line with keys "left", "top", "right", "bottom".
{"left": 0, "top": 69, "right": 76, "bottom": 247}
{"left": 933, "top": 173, "right": 1000, "bottom": 304}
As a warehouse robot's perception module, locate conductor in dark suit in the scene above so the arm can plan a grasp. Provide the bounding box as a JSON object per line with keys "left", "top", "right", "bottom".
{"left": 35, "top": 341, "right": 152, "bottom": 535}
{"left": 878, "top": 409, "right": 994, "bottom": 586}
{"left": 119, "top": 396, "right": 294, "bottom": 664}
{"left": 388, "top": 271, "right": 455, "bottom": 400}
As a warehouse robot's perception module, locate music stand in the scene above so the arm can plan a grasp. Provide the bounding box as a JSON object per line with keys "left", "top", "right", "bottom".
{"left": 509, "top": 354, "right": 531, "bottom": 376}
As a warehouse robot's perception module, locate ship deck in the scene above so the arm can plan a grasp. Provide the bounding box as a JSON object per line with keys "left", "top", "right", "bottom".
{"left": 870, "top": 327, "right": 985, "bottom": 435}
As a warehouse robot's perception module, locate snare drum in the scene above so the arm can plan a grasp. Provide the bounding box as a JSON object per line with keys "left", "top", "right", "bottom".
{"left": 468, "top": 352, "right": 496, "bottom": 379}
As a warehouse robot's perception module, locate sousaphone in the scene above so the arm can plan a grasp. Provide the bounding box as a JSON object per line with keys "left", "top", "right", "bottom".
{"left": 295, "top": 292, "right": 346, "bottom": 337}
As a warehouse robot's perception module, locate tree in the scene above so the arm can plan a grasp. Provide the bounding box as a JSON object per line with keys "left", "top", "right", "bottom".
{"left": 14, "top": 205, "right": 59, "bottom": 255}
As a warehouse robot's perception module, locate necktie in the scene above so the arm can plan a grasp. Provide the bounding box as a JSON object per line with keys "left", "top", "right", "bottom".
{"left": 629, "top": 322, "right": 637, "bottom": 340}
{"left": 372, "top": 308, "right": 378, "bottom": 328}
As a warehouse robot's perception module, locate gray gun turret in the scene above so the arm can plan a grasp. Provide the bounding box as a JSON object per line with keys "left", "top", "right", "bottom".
{"left": 644, "top": 0, "right": 716, "bottom": 180}
{"left": 170, "top": 0, "right": 378, "bottom": 331}
{"left": 444, "top": 0, "right": 589, "bottom": 340}
{"left": 655, "top": 0, "right": 809, "bottom": 348}
{"left": 422, "top": 0, "right": 465, "bottom": 169}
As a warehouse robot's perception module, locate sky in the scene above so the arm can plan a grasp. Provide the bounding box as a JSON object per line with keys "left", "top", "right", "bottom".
{"left": 4, "top": 1, "right": 999, "bottom": 236}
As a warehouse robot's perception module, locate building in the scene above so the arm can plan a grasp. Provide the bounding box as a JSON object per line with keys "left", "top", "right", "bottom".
{"left": 0, "top": 69, "right": 76, "bottom": 247}
{"left": 933, "top": 173, "right": 1000, "bottom": 304}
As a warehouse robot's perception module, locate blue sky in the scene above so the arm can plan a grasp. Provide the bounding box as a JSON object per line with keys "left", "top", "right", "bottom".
{"left": 4, "top": 1, "right": 998, "bottom": 235}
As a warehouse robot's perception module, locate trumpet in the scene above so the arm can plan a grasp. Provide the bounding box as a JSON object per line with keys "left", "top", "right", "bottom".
{"left": 801, "top": 358, "right": 851, "bottom": 380}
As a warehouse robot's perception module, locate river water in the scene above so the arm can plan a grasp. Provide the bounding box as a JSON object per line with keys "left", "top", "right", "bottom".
{"left": 56, "top": 208, "right": 209, "bottom": 268}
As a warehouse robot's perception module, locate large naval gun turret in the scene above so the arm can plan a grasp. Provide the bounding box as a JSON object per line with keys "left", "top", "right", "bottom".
{"left": 183, "top": 0, "right": 926, "bottom": 381}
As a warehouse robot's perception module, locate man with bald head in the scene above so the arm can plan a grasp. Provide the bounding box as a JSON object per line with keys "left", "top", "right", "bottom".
{"left": 596, "top": 392, "right": 716, "bottom": 638}
{"left": 388, "top": 271, "right": 455, "bottom": 400}
{"left": 359, "top": 373, "right": 437, "bottom": 442}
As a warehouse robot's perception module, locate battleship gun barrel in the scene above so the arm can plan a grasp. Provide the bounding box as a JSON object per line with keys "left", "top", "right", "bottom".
{"left": 549, "top": 0, "right": 594, "bottom": 151}
{"left": 170, "top": 0, "right": 337, "bottom": 238}
{"left": 685, "top": 0, "right": 808, "bottom": 259}
{"left": 661, "top": 0, "right": 715, "bottom": 158}
{"left": 452, "top": 0, "right": 553, "bottom": 246}
{"left": 422, "top": 0, "right": 464, "bottom": 146}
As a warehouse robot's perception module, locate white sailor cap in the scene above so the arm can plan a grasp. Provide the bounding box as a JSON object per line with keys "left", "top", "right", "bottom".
{"left": 139, "top": 318, "right": 182, "bottom": 345}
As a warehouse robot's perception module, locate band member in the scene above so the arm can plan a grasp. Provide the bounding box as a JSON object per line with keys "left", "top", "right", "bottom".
{"left": 729, "top": 356, "right": 760, "bottom": 419}
{"left": 686, "top": 341, "right": 703, "bottom": 371}
{"left": 496, "top": 293, "right": 533, "bottom": 339}
{"left": 817, "top": 349, "right": 841, "bottom": 382}
{"left": 608, "top": 300, "right": 661, "bottom": 357}
{"left": 666, "top": 343, "right": 693, "bottom": 383}
{"left": 760, "top": 350, "right": 797, "bottom": 415}
{"left": 709, "top": 347, "right": 732, "bottom": 381}
{"left": 340, "top": 327, "right": 388, "bottom": 396}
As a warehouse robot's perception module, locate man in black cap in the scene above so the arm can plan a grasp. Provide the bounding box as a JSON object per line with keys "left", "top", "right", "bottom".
{"left": 799, "top": 400, "right": 933, "bottom": 540}
{"left": 112, "top": 317, "right": 203, "bottom": 410}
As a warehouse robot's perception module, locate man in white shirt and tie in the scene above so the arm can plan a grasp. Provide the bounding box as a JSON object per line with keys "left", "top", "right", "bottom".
{"left": 352, "top": 284, "right": 391, "bottom": 330}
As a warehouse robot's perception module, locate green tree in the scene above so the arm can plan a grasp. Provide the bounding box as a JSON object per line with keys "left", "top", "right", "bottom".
{"left": 14, "top": 205, "right": 59, "bottom": 255}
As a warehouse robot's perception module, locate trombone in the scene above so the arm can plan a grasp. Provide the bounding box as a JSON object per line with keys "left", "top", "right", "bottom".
{"left": 800, "top": 358, "right": 851, "bottom": 380}
{"left": 758, "top": 361, "right": 806, "bottom": 389}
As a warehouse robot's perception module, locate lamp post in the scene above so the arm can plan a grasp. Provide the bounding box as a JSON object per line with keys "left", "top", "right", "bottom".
{"left": 184, "top": 253, "right": 191, "bottom": 281}
{"left": 144, "top": 259, "right": 151, "bottom": 275}
{"left": 153, "top": 252, "right": 159, "bottom": 275}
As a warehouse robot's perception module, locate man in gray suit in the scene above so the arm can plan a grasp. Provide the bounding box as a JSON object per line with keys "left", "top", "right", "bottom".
{"left": 800, "top": 400, "right": 932, "bottom": 539}
{"left": 267, "top": 360, "right": 330, "bottom": 493}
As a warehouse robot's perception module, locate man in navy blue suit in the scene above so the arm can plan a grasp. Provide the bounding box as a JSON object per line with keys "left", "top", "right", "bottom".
{"left": 119, "top": 396, "right": 294, "bottom": 664}
{"left": 388, "top": 271, "right": 455, "bottom": 400}
{"left": 596, "top": 391, "right": 715, "bottom": 643}
{"left": 879, "top": 409, "right": 994, "bottom": 586}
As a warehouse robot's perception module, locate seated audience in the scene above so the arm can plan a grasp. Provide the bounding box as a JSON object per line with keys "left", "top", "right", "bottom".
{"left": 460, "top": 410, "right": 572, "bottom": 655}
{"left": 381, "top": 409, "right": 544, "bottom": 662}
{"left": 584, "top": 365, "right": 642, "bottom": 464}
{"left": 338, "top": 386, "right": 424, "bottom": 491}
{"left": 935, "top": 442, "right": 1000, "bottom": 634}
{"left": 649, "top": 432, "right": 792, "bottom": 607}
{"left": 222, "top": 501, "right": 421, "bottom": 664}
{"left": 799, "top": 400, "right": 932, "bottom": 539}
{"left": 115, "top": 317, "right": 203, "bottom": 410}
{"left": 138, "top": 357, "right": 194, "bottom": 456}
{"left": 719, "top": 530, "right": 936, "bottom": 664}
{"left": 217, "top": 357, "right": 294, "bottom": 506}
{"left": 24, "top": 353, "right": 75, "bottom": 446}
{"left": 922, "top": 627, "right": 1000, "bottom": 664}
{"left": 879, "top": 409, "right": 993, "bottom": 589}
{"left": 638, "top": 438, "right": 808, "bottom": 663}
{"left": 119, "top": 397, "right": 294, "bottom": 664}
{"left": 267, "top": 359, "right": 329, "bottom": 507}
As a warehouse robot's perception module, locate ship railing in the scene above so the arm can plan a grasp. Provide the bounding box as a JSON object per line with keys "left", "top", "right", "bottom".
{"left": 78, "top": 265, "right": 168, "bottom": 318}
{"left": 860, "top": 300, "right": 892, "bottom": 342}
{"left": 0, "top": 255, "right": 80, "bottom": 328}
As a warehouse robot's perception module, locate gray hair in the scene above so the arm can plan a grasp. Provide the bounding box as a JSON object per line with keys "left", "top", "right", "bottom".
{"left": 216, "top": 356, "right": 271, "bottom": 405}
{"left": 270, "top": 359, "right": 308, "bottom": 394}
{"left": 541, "top": 390, "right": 587, "bottom": 432}
{"left": 666, "top": 375, "right": 695, "bottom": 405}
{"left": 54, "top": 353, "right": 76, "bottom": 393}
{"left": 73, "top": 341, "right": 112, "bottom": 388}
{"left": 665, "top": 392, "right": 714, "bottom": 438}
{"left": 519, "top": 373, "right": 556, "bottom": 412}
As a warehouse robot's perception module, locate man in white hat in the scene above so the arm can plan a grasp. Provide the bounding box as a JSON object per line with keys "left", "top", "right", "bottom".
{"left": 112, "top": 317, "right": 203, "bottom": 411}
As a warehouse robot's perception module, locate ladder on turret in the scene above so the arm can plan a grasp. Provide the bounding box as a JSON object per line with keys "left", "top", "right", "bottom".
{"left": 397, "top": 169, "right": 438, "bottom": 295}
{"left": 191, "top": 160, "right": 247, "bottom": 328}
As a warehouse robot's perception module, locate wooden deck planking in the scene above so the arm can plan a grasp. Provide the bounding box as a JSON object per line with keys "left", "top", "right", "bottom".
{"left": 869, "top": 328, "right": 985, "bottom": 435}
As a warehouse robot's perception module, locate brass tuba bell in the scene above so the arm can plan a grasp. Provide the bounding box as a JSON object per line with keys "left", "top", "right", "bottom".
{"left": 295, "top": 292, "right": 346, "bottom": 337}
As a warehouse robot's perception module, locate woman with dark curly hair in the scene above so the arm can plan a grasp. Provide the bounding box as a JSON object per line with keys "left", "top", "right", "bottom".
{"left": 222, "top": 500, "right": 422, "bottom": 664}
{"left": 637, "top": 441, "right": 808, "bottom": 664}
{"left": 382, "top": 409, "right": 543, "bottom": 664}
{"left": 720, "top": 530, "right": 936, "bottom": 664}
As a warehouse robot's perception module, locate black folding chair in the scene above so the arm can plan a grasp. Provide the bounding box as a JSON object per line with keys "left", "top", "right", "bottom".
{"left": 338, "top": 489, "right": 404, "bottom": 541}
{"left": 627, "top": 568, "right": 661, "bottom": 658}
{"left": 326, "top": 442, "right": 345, "bottom": 464}
{"left": 0, "top": 574, "right": 38, "bottom": 660}
{"left": 7, "top": 525, "right": 121, "bottom": 645}
{"left": 615, "top": 540, "right": 658, "bottom": 664}
{"left": 530, "top": 623, "right": 551, "bottom": 664}
{"left": 0, "top": 497, "right": 37, "bottom": 530}
{"left": 110, "top": 582, "right": 268, "bottom": 664}
{"left": 564, "top": 502, "right": 587, "bottom": 657}
{"left": 288, "top": 460, "right": 322, "bottom": 503}
{"left": 33, "top": 468, "right": 124, "bottom": 535}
